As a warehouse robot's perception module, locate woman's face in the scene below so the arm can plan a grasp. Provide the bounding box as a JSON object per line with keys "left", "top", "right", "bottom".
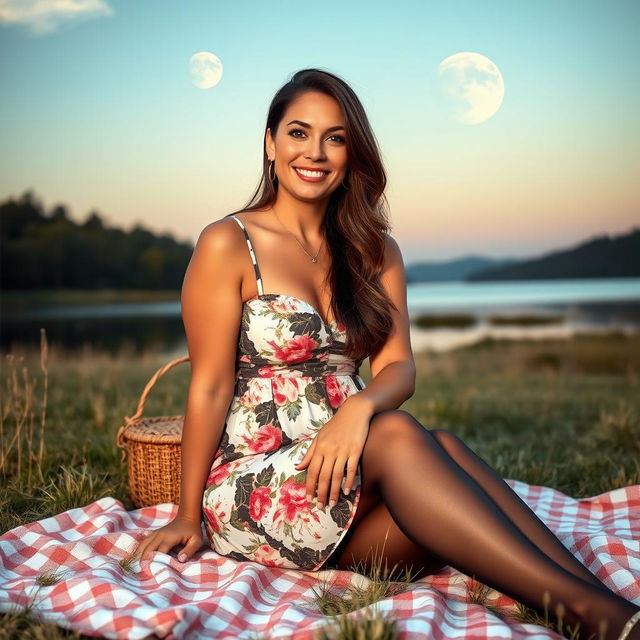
{"left": 266, "top": 90, "right": 348, "bottom": 203}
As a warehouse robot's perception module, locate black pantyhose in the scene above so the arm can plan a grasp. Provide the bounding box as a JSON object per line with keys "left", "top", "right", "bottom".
{"left": 329, "top": 410, "right": 640, "bottom": 640}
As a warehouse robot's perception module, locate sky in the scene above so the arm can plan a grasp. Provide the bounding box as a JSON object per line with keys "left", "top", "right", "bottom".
{"left": 1, "top": 0, "right": 638, "bottom": 264}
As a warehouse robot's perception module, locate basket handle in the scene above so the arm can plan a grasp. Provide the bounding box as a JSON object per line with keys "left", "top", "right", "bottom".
{"left": 116, "top": 355, "right": 190, "bottom": 461}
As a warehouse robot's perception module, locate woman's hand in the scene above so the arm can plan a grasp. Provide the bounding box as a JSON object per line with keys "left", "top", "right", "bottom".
{"left": 133, "top": 515, "right": 203, "bottom": 564}
{"left": 295, "top": 394, "right": 372, "bottom": 510}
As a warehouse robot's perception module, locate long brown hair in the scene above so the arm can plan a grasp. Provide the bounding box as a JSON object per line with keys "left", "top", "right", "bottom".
{"left": 226, "top": 68, "right": 396, "bottom": 363}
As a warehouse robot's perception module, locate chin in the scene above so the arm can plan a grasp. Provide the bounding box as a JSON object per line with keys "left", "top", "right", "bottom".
{"left": 284, "top": 184, "right": 334, "bottom": 201}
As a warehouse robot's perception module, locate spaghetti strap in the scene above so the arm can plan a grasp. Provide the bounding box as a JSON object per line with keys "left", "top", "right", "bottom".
{"left": 230, "top": 215, "right": 264, "bottom": 296}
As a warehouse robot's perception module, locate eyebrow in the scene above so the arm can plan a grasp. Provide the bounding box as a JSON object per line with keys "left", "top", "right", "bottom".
{"left": 286, "top": 119, "right": 345, "bottom": 133}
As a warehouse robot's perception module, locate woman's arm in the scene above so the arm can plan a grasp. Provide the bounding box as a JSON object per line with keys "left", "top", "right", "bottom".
{"left": 176, "top": 219, "right": 246, "bottom": 523}
{"left": 348, "top": 234, "right": 416, "bottom": 419}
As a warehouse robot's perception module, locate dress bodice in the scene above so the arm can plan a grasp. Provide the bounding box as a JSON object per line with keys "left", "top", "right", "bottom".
{"left": 228, "top": 214, "right": 362, "bottom": 383}
{"left": 235, "top": 292, "right": 363, "bottom": 381}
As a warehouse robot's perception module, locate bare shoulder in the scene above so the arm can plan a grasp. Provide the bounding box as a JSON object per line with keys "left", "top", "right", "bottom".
{"left": 196, "top": 215, "right": 244, "bottom": 253}
{"left": 181, "top": 215, "right": 249, "bottom": 305}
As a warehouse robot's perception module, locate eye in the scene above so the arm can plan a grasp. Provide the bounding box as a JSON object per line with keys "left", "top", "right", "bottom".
{"left": 288, "top": 128, "right": 345, "bottom": 143}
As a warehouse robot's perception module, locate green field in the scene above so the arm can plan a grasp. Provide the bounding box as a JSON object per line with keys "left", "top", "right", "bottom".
{"left": 1, "top": 332, "right": 639, "bottom": 639}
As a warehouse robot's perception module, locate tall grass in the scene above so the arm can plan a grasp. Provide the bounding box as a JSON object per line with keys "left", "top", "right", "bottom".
{"left": 1, "top": 329, "right": 48, "bottom": 491}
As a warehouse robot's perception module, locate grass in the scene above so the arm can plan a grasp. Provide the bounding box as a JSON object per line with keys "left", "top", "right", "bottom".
{"left": 1, "top": 330, "right": 639, "bottom": 639}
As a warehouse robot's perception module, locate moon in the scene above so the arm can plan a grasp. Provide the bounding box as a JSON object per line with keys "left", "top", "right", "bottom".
{"left": 189, "top": 52, "right": 223, "bottom": 89}
{"left": 437, "top": 52, "right": 504, "bottom": 125}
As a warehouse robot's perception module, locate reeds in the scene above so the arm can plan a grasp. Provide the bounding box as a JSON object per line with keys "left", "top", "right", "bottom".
{"left": 1, "top": 328, "right": 49, "bottom": 492}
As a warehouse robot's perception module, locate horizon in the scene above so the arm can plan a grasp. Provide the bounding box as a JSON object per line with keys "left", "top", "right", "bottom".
{"left": 1, "top": 0, "right": 638, "bottom": 263}
{"left": 6, "top": 188, "right": 637, "bottom": 268}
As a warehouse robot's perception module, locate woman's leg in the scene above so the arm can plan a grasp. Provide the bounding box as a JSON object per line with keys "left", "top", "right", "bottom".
{"left": 331, "top": 410, "right": 639, "bottom": 640}
{"left": 331, "top": 498, "right": 449, "bottom": 580}
{"left": 429, "top": 428, "right": 610, "bottom": 591}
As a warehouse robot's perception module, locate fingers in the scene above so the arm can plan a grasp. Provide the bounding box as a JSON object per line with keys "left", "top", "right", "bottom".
{"left": 133, "top": 533, "right": 154, "bottom": 562}
{"left": 132, "top": 533, "right": 175, "bottom": 562}
{"left": 296, "top": 439, "right": 355, "bottom": 510}
{"left": 294, "top": 439, "right": 315, "bottom": 471}
{"left": 328, "top": 457, "right": 348, "bottom": 508}
{"left": 179, "top": 537, "right": 204, "bottom": 563}
{"left": 343, "top": 458, "right": 358, "bottom": 495}
{"left": 157, "top": 541, "right": 176, "bottom": 555}
{"left": 304, "top": 453, "right": 324, "bottom": 503}
{"left": 315, "top": 457, "right": 336, "bottom": 509}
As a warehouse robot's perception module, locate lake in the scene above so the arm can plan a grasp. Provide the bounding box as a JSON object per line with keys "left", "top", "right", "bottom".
{"left": 2, "top": 278, "right": 639, "bottom": 355}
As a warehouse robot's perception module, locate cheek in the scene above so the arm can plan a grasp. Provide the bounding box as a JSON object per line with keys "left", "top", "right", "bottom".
{"left": 329, "top": 148, "right": 348, "bottom": 169}
{"left": 278, "top": 141, "right": 300, "bottom": 162}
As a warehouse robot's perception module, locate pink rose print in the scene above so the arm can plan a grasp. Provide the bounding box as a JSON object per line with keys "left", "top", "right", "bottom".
{"left": 203, "top": 499, "right": 227, "bottom": 534}
{"left": 337, "top": 322, "right": 346, "bottom": 333}
{"left": 253, "top": 544, "right": 285, "bottom": 567}
{"left": 242, "top": 424, "right": 282, "bottom": 454}
{"left": 239, "top": 380, "right": 264, "bottom": 409}
{"left": 267, "top": 335, "right": 317, "bottom": 364}
{"left": 272, "top": 477, "right": 318, "bottom": 530}
{"left": 249, "top": 486, "right": 272, "bottom": 521}
{"left": 208, "top": 462, "right": 231, "bottom": 487}
{"left": 326, "top": 375, "right": 347, "bottom": 408}
{"left": 269, "top": 297, "right": 298, "bottom": 315}
{"left": 257, "top": 364, "right": 280, "bottom": 377}
{"left": 271, "top": 376, "right": 302, "bottom": 406}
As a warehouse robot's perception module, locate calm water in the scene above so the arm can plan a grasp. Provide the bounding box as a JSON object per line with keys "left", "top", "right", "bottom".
{"left": 408, "top": 278, "right": 640, "bottom": 311}
{"left": 2, "top": 278, "right": 639, "bottom": 355}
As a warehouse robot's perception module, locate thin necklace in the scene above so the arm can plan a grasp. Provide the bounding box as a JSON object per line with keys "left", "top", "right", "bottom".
{"left": 272, "top": 210, "right": 324, "bottom": 263}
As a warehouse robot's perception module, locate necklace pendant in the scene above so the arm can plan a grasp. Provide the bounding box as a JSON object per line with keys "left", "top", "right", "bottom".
{"left": 311, "top": 257, "right": 318, "bottom": 263}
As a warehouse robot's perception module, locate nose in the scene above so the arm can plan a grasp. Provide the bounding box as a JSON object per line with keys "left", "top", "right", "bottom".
{"left": 304, "top": 136, "right": 327, "bottom": 161}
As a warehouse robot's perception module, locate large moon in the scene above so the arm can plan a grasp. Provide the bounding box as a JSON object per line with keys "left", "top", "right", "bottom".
{"left": 189, "top": 52, "right": 223, "bottom": 89}
{"left": 437, "top": 52, "right": 504, "bottom": 125}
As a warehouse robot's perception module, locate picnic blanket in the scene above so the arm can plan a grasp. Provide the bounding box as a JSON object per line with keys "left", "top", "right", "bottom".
{"left": 1, "top": 478, "right": 639, "bottom": 639}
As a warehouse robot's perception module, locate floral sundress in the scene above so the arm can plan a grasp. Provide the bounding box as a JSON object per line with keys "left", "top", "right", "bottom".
{"left": 201, "top": 215, "right": 367, "bottom": 571}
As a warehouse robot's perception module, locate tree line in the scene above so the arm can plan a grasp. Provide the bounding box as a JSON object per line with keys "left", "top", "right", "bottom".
{"left": 1, "top": 190, "right": 194, "bottom": 290}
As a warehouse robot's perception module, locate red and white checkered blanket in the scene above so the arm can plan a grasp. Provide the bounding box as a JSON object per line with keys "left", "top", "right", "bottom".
{"left": 1, "top": 479, "right": 638, "bottom": 639}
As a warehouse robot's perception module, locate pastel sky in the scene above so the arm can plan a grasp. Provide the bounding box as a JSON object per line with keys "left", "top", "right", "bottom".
{"left": 1, "top": 0, "right": 638, "bottom": 263}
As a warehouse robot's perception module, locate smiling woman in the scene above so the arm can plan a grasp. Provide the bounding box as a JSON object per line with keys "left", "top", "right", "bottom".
{"left": 133, "top": 69, "right": 640, "bottom": 640}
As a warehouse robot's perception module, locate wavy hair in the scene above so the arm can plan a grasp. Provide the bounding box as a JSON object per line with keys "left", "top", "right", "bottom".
{"left": 227, "top": 68, "right": 396, "bottom": 363}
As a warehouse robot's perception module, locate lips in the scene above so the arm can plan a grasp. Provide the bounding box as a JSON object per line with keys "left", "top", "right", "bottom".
{"left": 293, "top": 167, "right": 330, "bottom": 182}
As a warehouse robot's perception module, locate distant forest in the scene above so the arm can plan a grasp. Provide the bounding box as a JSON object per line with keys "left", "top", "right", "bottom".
{"left": 406, "top": 228, "right": 640, "bottom": 282}
{"left": 3, "top": 190, "right": 638, "bottom": 291}
{"left": 1, "top": 190, "right": 194, "bottom": 290}
{"left": 468, "top": 228, "right": 640, "bottom": 281}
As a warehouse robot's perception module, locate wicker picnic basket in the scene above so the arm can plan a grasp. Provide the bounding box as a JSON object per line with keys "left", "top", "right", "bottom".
{"left": 115, "top": 355, "right": 190, "bottom": 508}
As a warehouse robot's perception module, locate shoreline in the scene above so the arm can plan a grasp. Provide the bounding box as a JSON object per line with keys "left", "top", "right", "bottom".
{"left": 408, "top": 322, "right": 638, "bottom": 353}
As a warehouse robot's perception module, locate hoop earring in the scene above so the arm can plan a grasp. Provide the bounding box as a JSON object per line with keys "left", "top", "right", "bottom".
{"left": 341, "top": 175, "right": 349, "bottom": 190}
{"left": 268, "top": 159, "right": 276, "bottom": 182}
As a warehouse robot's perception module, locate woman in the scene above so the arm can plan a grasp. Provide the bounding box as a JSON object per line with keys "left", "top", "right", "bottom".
{"left": 134, "top": 68, "right": 640, "bottom": 640}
